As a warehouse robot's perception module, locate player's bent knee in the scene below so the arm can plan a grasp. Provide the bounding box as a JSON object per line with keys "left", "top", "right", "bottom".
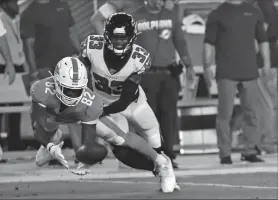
{"left": 143, "top": 130, "right": 162, "bottom": 148}
{"left": 106, "top": 135, "right": 125, "bottom": 146}
{"left": 76, "top": 143, "right": 108, "bottom": 165}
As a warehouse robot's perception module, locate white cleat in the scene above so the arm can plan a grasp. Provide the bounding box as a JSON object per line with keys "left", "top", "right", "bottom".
{"left": 156, "top": 154, "right": 179, "bottom": 193}
{"left": 35, "top": 145, "right": 52, "bottom": 167}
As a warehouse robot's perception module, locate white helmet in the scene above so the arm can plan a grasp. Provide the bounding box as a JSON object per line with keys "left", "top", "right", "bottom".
{"left": 53, "top": 57, "right": 88, "bottom": 106}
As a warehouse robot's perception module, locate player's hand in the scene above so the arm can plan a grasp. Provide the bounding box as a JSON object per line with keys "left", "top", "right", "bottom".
{"left": 70, "top": 162, "right": 91, "bottom": 176}
{"left": 203, "top": 67, "right": 214, "bottom": 88}
{"left": 47, "top": 141, "right": 69, "bottom": 168}
{"left": 4, "top": 62, "right": 16, "bottom": 85}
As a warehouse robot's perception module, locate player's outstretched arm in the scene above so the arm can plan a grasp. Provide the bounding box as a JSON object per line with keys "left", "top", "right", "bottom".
{"left": 30, "top": 100, "right": 56, "bottom": 147}
{"left": 75, "top": 123, "right": 108, "bottom": 165}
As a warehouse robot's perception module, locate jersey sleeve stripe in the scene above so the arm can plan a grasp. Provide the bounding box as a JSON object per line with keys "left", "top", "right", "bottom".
{"left": 137, "top": 54, "right": 151, "bottom": 74}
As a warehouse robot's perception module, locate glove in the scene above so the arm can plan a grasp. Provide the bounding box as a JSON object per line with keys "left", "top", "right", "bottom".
{"left": 47, "top": 141, "right": 69, "bottom": 168}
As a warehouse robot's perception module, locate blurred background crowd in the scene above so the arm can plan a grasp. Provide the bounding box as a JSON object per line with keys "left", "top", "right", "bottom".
{"left": 0, "top": 0, "right": 277, "bottom": 167}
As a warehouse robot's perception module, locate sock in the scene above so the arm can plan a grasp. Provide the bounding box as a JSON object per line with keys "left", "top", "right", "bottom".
{"left": 100, "top": 117, "right": 163, "bottom": 165}
{"left": 124, "top": 132, "right": 159, "bottom": 161}
{"left": 153, "top": 147, "right": 164, "bottom": 154}
{"left": 112, "top": 145, "right": 155, "bottom": 171}
{"left": 154, "top": 154, "right": 168, "bottom": 166}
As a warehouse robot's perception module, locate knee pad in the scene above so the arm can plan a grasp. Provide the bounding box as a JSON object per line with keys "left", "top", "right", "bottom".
{"left": 112, "top": 145, "right": 155, "bottom": 171}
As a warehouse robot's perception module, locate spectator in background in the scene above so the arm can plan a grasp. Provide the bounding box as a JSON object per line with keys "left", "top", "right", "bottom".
{"left": 132, "top": 0, "right": 195, "bottom": 168}
{"left": 0, "top": 14, "right": 14, "bottom": 85}
{"left": 253, "top": 0, "right": 278, "bottom": 153}
{"left": 0, "top": 0, "right": 28, "bottom": 152}
{"left": 20, "top": 0, "right": 80, "bottom": 81}
{"left": 203, "top": 0, "right": 270, "bottom": 164}
{"left": 0, "top": 17, "right": 12, "bottom": 163}
{"left": 20, "top": 0, "right": 81, "bottom": 165}
{"left": 90, "top": 0, "right": 174, "bottom": 35}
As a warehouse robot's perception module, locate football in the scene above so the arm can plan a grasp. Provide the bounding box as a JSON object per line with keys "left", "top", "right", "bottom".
{"left": 76, "top": 143, "right": 108, "bottom": 165}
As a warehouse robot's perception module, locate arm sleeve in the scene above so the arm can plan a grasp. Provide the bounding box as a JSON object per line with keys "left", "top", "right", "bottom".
{"left": 30, "top": 100, "right": 47, "bottom": 128}
{"left": 204, "top": 11, "right": 219, "bottom": 45}
{"left": 29, "top": 82, "right": 48, "bottom": 127}
{"left": 103, "top": 73, "right": 141, "bottom": 115}
{"left": 82, "top": 95, "right": 104, "bottom": 125}
{"left": 20, "top": 7, "right": 35, "bottom": 39}
{"left": 255, "top": 9, "right": 268, "bottom": 43}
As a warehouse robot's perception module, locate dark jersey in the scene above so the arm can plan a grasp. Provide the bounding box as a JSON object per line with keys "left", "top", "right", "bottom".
{"left": 30, "top": 77, "right": 103, "bottom": 131}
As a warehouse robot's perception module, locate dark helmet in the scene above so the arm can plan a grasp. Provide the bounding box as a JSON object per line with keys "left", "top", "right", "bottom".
{"left": 104, "top": 12, "right": 138, "bottom": 56}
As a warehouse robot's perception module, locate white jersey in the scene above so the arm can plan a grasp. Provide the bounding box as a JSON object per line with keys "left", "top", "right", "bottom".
{"left": 81, "top": 35, "right": 151, "bottom": 105}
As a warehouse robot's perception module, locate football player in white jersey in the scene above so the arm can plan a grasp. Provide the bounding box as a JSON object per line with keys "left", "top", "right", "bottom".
{"left": 78, "top": 12, "right": 179, "bottom": 192}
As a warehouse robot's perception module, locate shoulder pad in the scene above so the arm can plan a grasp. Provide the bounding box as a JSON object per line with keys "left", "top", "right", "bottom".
{"left": 30, "top": 78, "right": 55, "bottom": 106}
{"left": 132, "top": 44, "right": 151, "bottom": 74}
{"left": 80, "top": 35, "right": 104, "bottom": 57}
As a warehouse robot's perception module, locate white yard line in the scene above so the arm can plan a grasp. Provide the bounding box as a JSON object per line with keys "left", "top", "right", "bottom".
{"left": 86, "top": 179, "right": 278, "bottom": 190}
{"left": 0, "top": 166, "right": 277, "bottom": 184}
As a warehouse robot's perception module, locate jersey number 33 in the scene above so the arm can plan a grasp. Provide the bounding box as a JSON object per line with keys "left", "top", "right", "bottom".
{"left": 87, "top": 36, "right": 148, "bottom": 96}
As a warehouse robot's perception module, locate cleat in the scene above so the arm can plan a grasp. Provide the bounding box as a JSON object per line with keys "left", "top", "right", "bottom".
{"left": 174, "top": 183, "right": 181, "bottom": 191}
{"left": 220, "top": 156, "right": 233, "bottom": 165}
{"left": 158, "top": 183, "right": 180, "bottom": 192}
{"left": 155, "top": 154, "right": 178, "bottom": 193}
